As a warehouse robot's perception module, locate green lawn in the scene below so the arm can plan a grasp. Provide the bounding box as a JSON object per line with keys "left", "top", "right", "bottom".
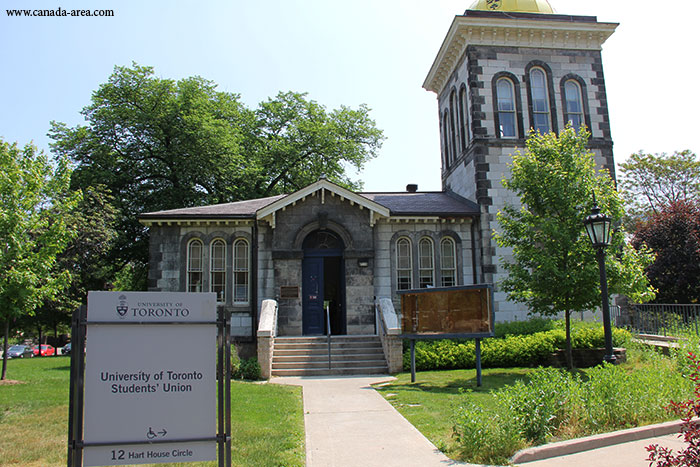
{"left": 0, "top": 357, "right": 304, "bottom": 467}
{"left": 372, "top": 367, "right": 532, "bottom": 458}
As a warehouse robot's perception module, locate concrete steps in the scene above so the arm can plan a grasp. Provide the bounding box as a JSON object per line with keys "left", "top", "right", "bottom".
{"left": 271, "top": 335, "right": 388, "bottom": 376}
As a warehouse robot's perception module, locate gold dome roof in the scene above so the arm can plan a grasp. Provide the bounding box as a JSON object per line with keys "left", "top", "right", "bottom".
{"left": 468, "top": 0, "right": 555, "bottom": 14}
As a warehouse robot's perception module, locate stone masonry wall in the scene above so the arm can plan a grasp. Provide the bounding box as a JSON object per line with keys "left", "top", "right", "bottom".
{"left": 147, "top": 223, "right": 255, "bottom": 336}
{"left": 373, "top": 219, "right": 478, "bottom": 312}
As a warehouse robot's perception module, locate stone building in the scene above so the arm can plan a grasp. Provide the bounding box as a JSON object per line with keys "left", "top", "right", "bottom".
{"left": 141, "top": 179, "right": 480, "bottom": 340}
{"left": 140, "top": 0, "right": 618, "bottom": 360}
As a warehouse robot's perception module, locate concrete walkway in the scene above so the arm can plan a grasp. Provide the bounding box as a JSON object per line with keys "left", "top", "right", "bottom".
{"left": 512, "top": 419, "right": 687, "bottom": 467}
{"left": 271, "top": 375, "right": 687, "bottom": 467}
{"left": 514, "top": 433, "right": 683, "bottom": 467}
{"left": 271, "top": 375, "right": 467, "bottom": 466}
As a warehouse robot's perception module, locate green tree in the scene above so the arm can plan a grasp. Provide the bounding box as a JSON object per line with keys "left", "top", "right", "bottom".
{"left": 50, "top": 64, "right": 384, "bottom": 287}
{"left": 0, "top": 140, "right": 81, "bottom": 379}
{"left": 495, "top": 128, "right": 655, "bottom": 368}
{"left": 618, "top": 150, "right": 700, "bottom": 228}
{"left": 30, "top": 187, "right": 119, "bottom": 340}
{"left": 250, "top": 91, "right": 383, "bottom": 195}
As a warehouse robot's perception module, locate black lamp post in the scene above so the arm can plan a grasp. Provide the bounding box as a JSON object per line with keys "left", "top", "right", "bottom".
{"left": 583, "top": 200, "right": 616, "bottom": 364}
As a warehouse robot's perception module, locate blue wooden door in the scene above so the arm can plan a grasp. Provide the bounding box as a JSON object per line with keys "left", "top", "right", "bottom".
{"left": 302, "top": 257, "right": 324, "bottom": 335}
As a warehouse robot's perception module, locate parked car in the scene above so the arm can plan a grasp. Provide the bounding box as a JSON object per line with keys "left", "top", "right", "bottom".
{"left": 62, "top": 343, "right": 71, "bottom": 355}
{"left": 7, "top": 345, "right": 34, "bottom": 359}
{"left": 33, "top": 344, "right": 55, "bottom": 356}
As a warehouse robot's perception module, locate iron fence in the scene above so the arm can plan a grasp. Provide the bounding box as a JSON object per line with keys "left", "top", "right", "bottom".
{"left": 616, "top": 304, "right": 700, "bottom": 337}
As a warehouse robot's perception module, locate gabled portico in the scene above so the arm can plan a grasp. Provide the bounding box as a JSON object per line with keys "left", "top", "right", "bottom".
{"left": 257, "top": 179, "right": 391, "bottom": 336}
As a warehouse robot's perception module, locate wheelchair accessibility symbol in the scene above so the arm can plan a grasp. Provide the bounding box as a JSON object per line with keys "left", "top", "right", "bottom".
{"left": 147, "top": 427, "right": 168, "bottom": 439}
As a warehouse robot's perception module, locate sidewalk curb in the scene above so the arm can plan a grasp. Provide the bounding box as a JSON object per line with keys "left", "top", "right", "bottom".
{"left": 511, "top": 419, "right": 684, "bottom": 464}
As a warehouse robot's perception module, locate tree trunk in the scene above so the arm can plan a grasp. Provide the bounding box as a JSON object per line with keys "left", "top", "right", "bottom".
{"left": 2, "top": 320, "right": 9, "bottom": 380}
{"left": 37, "top": 325, "right": 42, "bottom": 358}
{"left": 565, "top": 310, "right": 573, "bottom": 370}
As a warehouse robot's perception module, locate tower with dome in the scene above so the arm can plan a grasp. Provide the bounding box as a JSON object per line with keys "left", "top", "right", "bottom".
{"left": 424, "top": 0, "right": 619, "bottom": 320}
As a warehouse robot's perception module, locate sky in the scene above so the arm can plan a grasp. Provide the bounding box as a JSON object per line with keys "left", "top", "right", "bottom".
{"left": 1, "top": 0, "right": 698, "bottom": 193}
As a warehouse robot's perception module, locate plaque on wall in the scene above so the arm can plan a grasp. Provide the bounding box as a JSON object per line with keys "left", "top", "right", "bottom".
{"left": 280, "top": 286, "right": 299, "bottom": 299}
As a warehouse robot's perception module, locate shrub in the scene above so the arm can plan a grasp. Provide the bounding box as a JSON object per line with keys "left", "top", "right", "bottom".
{"left": 231, "top": 344, "right": 241, "bottom": 377}
{"left": 233, "top": 357, "right": 262, "bottom": 381}
{"left": 404, "top": 323, "right": 633, "bottom": 371}
{"left": 672, "top": 332, "right": 700, "bottom": 372}
{"left": 482, "top": 332, "right": 558, "bottom": 368}
{"left": 451, "top": 360, "right": 692, "bottom": 464}
{"left": 494, "top": 317, "right": 555, "bottom": 337}
{"left": 582, "top": 362, "right": 688, "bottom": 431}
{"left": 550, "top": 324, "right": 632, "bottom": 350}
{"left": 647, "top": 352, "right": 700, "bottom": 466}
{"left": 452, "top": 400, "right": 525, "bottom": 465}
{"left": 497, "top": 367, "right": 584, "bottom": 443}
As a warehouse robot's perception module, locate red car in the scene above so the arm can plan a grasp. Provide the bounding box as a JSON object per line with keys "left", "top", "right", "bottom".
{"left": 33, "top": 345, "right": 55, "bottom": 356}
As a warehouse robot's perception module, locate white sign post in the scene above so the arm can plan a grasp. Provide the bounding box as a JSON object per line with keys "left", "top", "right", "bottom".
{"left": 80, "top": 291, "right": 219, "bottom": 467}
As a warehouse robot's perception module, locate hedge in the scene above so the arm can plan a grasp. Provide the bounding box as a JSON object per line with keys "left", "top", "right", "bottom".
{"left": 403, "top": 323, "right": 632, "bottom": 371}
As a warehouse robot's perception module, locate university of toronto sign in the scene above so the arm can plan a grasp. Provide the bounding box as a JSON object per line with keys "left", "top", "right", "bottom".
{"left": 67, "top": 291, "right": 228, "bottom": 467}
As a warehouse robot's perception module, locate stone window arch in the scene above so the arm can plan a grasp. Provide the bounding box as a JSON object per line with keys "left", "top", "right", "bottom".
{"left": 440, "top": 237, "right": 457, "bottom": 287}
{"left": 210, "top": 238, "right": 226, "bottom": 302}
{"left": 525, "top": 61, "right": 558, "bottom": 134}
{"left": 233, "top": 238, "right": 249, "bottom": 304}
{"left": 459, "top": 84, "right": 469, "bottom": 149}
{"left": 396, "top": 236, "right": 413, "bottom": 290}
{"left": 187, "top": 238, "right": 204, "bottom": 293}
{"left": 492, "top": 72, "right": 523, "bottom": 139}
{"left": 443, "top": 109, "right": 453, "bottom": 167}
{"left": 302, "top": 229, "right": 344, "bottom": 251}
{"left": 560, "top": 74, "right": 591, "bottom": 132}
{"left": 449, "top": 88, "right": 459, "bottom": 160}
{"left": 418, "top": 237, "right": 435, "bottom": 288}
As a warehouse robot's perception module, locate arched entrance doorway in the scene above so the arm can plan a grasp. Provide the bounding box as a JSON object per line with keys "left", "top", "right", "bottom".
{"left": 302, "top": 230, "right": 346, "bottom": 335}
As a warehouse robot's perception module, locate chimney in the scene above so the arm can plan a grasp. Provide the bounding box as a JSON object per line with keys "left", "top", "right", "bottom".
{"left": 406, "top": 184, "right": 418, "bottom": 193}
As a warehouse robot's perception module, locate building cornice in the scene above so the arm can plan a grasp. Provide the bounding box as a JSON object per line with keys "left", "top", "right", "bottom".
{"left": 423, "top": 14, "right": 618, "bottom": 95}
{"left": 139, "top": 218, "right": 254, "bottom": 227}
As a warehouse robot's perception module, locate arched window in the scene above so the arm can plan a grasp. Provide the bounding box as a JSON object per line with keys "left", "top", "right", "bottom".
{"left": 233, "top": 239, "right": 249, "bottom": 304}
{"left": 443, "top": 110, "right": 452, "bottom": 167}
{"left": 187, "top": 239, "right": 203, "bottom": 293}
{"left": 449, "top": 91, "right": 458, "bottom": 161}
{"left": 529, "top": 67, "right": 551, "bottom": 133}
{"left": 496, "top": 78, "right": 517, "bottom": 138}
{"left": 210, "top": 239, "right": 226, "bottom": 302}
{"left": 302, "top": 229, "right": 343, "bottom": 250}
{"left": 459, "top": 86, "right": 469, "bottom": 148}
{"left": 440, "top": 237, "right": 457, "bottom": 287}
{"left": 564, "top": 80, "right": 584, "bottom": 130}
{"left": 396, "top": 237, "right": 412, "bottom": 290}
{"left": 418, "top": 238, "right": 435, "bottom": 288}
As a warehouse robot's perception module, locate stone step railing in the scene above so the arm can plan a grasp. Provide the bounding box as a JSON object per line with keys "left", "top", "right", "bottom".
{"left": 375, "top": 297, "right": 403, "bottom": 373}
{"left": 256, "top": 299, "right": 278, "bottom": 379}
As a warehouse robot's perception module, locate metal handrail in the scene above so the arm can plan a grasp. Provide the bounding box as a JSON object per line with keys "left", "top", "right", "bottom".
{"left": 375, "top": 301, "right": 386, "bottom": 336}
{"left": 325, "top": 304, "right": 332, "bottom": 369}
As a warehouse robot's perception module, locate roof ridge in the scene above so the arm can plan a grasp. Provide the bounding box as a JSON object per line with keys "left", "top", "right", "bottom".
{"left": 360, "top": 191, "right": 447, "bottom": 194}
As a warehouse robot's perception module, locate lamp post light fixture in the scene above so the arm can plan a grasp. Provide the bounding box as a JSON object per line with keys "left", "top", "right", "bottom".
{"left": 583, "top": 200, "right": 616, "bottom": 364}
